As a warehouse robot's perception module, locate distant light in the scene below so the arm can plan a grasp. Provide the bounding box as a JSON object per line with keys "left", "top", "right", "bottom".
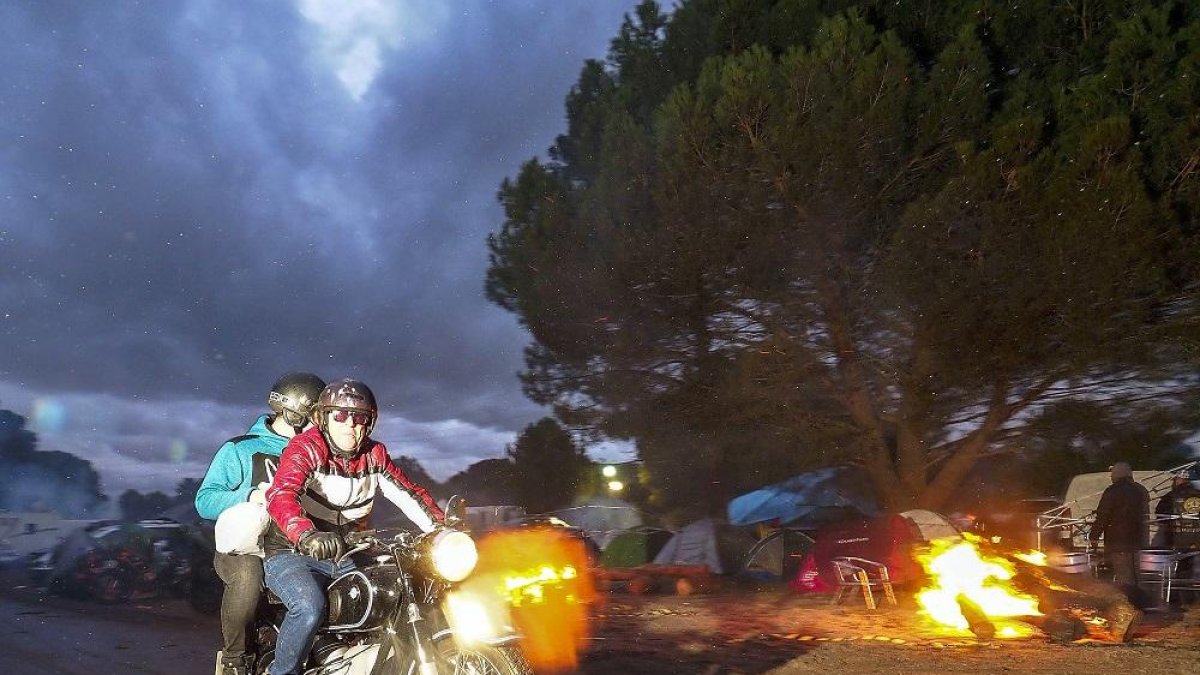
{"left": 168, "top": 439, "right": 189, "bottom": 463}
{"left": 606, "top": 480, "right": 624, "bottom": 492}
{"left": 32, "top": 397, "right": 67, "bottom": 433}
{"left": 600, "top": 465, "right": 617, "bottom": 478}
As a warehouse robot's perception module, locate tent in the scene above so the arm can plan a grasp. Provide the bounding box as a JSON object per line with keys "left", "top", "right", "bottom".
{"left": 600, "top": 526, "right": 673, "bottom": 568}
{"left": 652, "top": 518, "right": 757, "bottom": 575}
{"left": 551, "top": 496, "right": 643, "bottom": 550}
{"left": 739, "top": 528, "right": 814, "bottom": 580}
{"left": 727, "top": 467, "right": 879, "bottom": 530}
{"left": 808, "top": 513, "right": 924, "bottom": 586}
{"left": 899, "top": 509, "right": 961, "bottom": 543}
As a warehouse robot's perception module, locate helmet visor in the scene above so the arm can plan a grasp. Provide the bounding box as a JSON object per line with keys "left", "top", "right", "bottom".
{"left": 330, "top": 409, "right": 373, "bottom": 426}
{"left": 280, "top": 408, "right": 311, "bottom": 429}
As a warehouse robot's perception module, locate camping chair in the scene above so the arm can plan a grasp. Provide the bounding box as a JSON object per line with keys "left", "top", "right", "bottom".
{"left": 830, "top": 556, "right": 897, "bottom": 610}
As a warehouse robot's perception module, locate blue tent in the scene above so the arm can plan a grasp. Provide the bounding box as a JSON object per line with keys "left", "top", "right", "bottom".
{"left": 727, "top": 467, "right": 879, "bottom": 529}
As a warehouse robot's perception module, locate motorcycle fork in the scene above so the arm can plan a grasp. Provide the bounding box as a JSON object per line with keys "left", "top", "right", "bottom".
{"left": 369, "top": 562, "right": 441, "bottom": 672}
{"left": 396, "top": 567, "right": 440, "bottom": 675}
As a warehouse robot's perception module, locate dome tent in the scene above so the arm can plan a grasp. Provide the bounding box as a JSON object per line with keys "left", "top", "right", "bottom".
{"left": 652, "top": 518, "right": 757, "bottom": 575}
{"left": 600, "top": 526, "right": 673, "bottom": 568}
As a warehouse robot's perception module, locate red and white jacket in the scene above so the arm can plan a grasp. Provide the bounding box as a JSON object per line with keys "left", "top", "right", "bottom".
{"left": 263, "top": 426, "right": 444, "bottom": 555}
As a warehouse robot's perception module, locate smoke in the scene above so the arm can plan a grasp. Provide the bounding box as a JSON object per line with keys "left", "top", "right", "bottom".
{"left": 2, "top": 458, "right": 108, "bottom": 518}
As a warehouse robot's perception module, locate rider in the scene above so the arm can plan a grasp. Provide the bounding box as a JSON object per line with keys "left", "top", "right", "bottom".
{"left": 263, "top": 378, "right": 445, "bottom": 675}
{"left": 196, "top": 372, "right": 327, "bottom": 675}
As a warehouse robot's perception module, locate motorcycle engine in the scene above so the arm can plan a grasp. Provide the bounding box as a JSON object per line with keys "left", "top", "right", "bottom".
{"left": 324, "top": 566, "right": 398, "bottom": 630}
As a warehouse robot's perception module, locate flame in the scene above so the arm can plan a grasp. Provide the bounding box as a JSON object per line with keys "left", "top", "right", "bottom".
{"left": 502, "top": 562, "right": 581, "bottom": 607}
{"left": 915, "top": 535, "right": 1042, "bottom": 638}
{"left": 471, "top": 528, "right": 595, "bottom": 673}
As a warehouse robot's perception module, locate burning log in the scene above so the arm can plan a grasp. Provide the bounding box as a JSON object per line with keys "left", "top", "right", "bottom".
{"left": 1019, "top": 610, "right": 1089, "bottom": 644}
{"left": 955, "top": 594, "right": 996, "bottom": 640}
{"left": 990, "top": 545, "right": 1139, "bottom": 642}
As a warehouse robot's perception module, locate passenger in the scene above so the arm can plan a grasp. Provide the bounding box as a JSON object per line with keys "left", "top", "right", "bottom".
{"left": 262, "top": 378, "right": 445, "bottom": 675}
{"left": 195, "top": 372, "right": 326, "bottom": 675}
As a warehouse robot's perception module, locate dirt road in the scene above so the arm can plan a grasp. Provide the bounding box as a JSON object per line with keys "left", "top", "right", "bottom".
{"left": 3, "top": 568, "right": 1200, "bottom": 675}
{"left": 0, "top": 587, "right": 217, "bottom": 674}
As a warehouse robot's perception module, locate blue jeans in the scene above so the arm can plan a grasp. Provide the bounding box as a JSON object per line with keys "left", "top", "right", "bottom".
{"left": 263, "top": 553, "right": 355, "bottom": 675}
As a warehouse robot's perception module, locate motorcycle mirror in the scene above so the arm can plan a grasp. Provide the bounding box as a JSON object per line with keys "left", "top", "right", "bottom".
{"left": 444, "top": 495, "right": 468, "bottom": 529}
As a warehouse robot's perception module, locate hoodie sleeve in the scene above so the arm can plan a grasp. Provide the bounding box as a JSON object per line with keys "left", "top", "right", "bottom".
{"left": 195, "top": 441, "right": 250, "bottom": 521}
{"left": 266, "top": 437, "right": 320, "bottom": 544}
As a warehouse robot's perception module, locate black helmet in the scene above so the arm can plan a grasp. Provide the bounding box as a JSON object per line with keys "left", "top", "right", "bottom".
{"left": 268, "top": 372, "right": 327, "bottom": 430}
{"left": 314, "top": 378, "right": 378, "bottom": 438}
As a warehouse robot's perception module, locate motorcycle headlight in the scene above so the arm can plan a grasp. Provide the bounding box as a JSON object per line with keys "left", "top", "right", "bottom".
{"left": 429, "top": 529, "right": 478, "bottom": 582}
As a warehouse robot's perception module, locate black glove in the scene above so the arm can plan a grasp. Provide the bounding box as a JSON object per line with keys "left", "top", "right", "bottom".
{"left": 298, "top": 530, "right": 345, "bottom": 561}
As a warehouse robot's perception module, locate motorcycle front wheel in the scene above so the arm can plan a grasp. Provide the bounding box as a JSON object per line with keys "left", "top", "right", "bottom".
{"left": 384, "top": 635, "right": 531, "bottom": 675}
{"left": 432, "top": 638, "right": 532, "bottom": 675}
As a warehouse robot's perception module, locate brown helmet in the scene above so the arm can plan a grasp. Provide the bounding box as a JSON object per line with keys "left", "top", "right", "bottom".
{"left": 313, "top": 378, "right": 378, "bottom": 437}
{"left": 268, "top": 372, "right": 327, "bottom": 430}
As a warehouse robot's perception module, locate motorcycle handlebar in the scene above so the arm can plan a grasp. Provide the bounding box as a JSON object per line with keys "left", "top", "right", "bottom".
{"left": 341, "top": 528, "right": 422, "bottom": 549}
{"left": 344, "top": 530, "right": 378, "bottom": 546}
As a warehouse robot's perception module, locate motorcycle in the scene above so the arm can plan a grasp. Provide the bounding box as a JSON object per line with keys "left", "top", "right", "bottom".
{"left": 232, "top": 497, "right": 531, "bottom": 675}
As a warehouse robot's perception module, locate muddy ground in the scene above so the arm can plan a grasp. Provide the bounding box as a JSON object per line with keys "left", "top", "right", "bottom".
{"left": 2, "top": 568, "right": 1199, "bottom": 674}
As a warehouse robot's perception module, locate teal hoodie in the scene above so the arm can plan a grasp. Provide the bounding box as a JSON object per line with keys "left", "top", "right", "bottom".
{"left": 194, "top": 414, "right": 288, "bottom": 521}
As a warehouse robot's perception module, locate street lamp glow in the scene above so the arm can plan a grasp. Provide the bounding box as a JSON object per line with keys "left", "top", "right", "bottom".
{"left": 606, "top": 480, "right": 624, "bottom": 492}
{"left": 601, "top": 465, "right": 617, "bottom": 478}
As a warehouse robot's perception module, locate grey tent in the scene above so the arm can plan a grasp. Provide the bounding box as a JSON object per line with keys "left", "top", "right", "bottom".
{"left": 653, "top": 518, "right": 757, "bottom": 575}
{"left": 899, "top": 509, "right": 962, "bottom": 543}
{"left": 551, "top": 496, "right": 643, "bottom": 550}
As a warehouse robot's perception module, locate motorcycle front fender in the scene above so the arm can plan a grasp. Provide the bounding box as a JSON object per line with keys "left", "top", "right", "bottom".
{"left": 431, "top": 626, "right": 522, "bottom": 648}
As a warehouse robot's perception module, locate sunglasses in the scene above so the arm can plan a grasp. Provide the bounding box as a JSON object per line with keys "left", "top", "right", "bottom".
{"left": 330, "top": 410, "right": 372, "bottom": 426}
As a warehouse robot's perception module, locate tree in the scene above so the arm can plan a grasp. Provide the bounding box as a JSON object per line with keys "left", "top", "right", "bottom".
{"left": 506, "top": 418, "right": 590, "bottom": 514}
{"left": 487, "top": 1, "right": 1200, "bottom": 513}
{"left": 0, "top": 408, "right": 108, "bottom": 517}
{"left": 117, "top": 489, "right": 172, "bottom": 521}
{"left": 174, "top": 478, "right": 201, "bottom": 504}
{"left": 392, "top": 455, "right": 443, "bottom": 497}
{"left": 0, "top": 409, "right": 37, "bottom": 460}
{"left": 442, "top": 458, "right": 518, "bottom": 507}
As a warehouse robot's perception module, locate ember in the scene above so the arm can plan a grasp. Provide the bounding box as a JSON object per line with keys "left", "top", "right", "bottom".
{"left": 915, "top": 535, "right": 1042, "bottom": 638}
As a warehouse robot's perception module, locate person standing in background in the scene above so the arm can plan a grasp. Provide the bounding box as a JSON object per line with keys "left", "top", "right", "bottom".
{"left": 1089, "top": 462, "right": 1150, "bottom": 590}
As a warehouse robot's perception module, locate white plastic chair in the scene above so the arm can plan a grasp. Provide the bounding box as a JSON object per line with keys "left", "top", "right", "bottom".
{"left": 830, "top": 556, "right": 897, "bottom": 610}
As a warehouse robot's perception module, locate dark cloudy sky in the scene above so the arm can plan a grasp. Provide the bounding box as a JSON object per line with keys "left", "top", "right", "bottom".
{"left": 0, "top": 1, "right": 640, "bottom": 502}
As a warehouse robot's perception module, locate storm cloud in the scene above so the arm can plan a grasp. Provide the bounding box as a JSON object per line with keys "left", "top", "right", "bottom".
{"left": 0, "top": 1, "right": 639, "bottom": 496}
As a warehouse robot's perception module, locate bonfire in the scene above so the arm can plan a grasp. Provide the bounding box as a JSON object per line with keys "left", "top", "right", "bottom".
{"left": 914, "top": 534, "right": 1043, "bottom": 639}
{"left": 912, "top": 533, "right": 1138, "bottom": 643}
